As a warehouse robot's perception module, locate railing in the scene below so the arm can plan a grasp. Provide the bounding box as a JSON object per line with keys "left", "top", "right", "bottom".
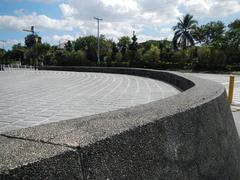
{"left": 0, "top": 64, "right": 37, "bottom": 71}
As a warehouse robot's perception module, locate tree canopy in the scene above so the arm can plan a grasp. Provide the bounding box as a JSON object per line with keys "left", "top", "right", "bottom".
{"left": 3, "top": 15, "right": 240, "bottom": 72}
{"left": 173, "top": 14, "right": 198, "bottom": 49}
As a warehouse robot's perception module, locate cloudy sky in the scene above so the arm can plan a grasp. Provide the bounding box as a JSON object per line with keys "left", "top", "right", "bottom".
{"left": 0, "top": 0, "right": 240, "bottom": 49}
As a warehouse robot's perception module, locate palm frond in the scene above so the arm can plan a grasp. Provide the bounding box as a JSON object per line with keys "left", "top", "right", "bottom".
{"left": 184, "top": 31, "right": 195, "bottom": 46}
{"left": 172, "top": 13, "right": 197, "bottom": 49}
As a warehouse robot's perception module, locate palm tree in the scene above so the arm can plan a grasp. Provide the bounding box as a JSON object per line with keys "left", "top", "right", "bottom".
{"left": 172, "top": 14, "right": 198, "bottom": 49}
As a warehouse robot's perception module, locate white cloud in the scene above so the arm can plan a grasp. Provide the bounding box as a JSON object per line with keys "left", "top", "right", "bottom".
{"left": 180, "top": 0, "right": 240, "bottom": 18}
{"left": 4, "top": 0, "right": 66, "bottom": 4}
{"left": 1, "top": 0, "right": 240, "bottom": 47}
{"left": 52, "top": 34, "right": 75, "bottom": 41}
{"left": 7, "top": 39, "right": 24, "bottom": 46}
{"left": 53, "top": 0, "right": 182, "bottom": 41}
{"left": 0, "top": 13, "right": 84, "bottom": 31}
{"left": 138, "top": 33, "right": 173, "bottom": 43}
{"left": 159, "top": 28, "right": 172, "bottom": 34}
{"left": 42, "top": 34, "right": 81, "bottom": 45}
{"left": 59, "top": 3, "right": 77, "bottom": 17}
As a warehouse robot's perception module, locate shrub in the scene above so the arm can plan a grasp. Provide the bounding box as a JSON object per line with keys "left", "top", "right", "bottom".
{"left": 115, "top": 52, "right": 123, "bottom": 62}
{"left": 209, "top": 49, "right": 226, "bottom": 70}
{"left": 142, "top": 45, "right": 160, "bottom": 68}
{"left": 170, "top": 50, "right": 187, "bottom": 64}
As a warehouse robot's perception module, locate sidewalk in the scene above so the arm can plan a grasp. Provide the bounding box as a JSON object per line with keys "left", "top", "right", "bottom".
{"left": 231, "top": 105, "right": 240, "bottom": 135}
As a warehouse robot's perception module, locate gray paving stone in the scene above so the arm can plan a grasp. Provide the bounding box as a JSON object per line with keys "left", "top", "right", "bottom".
{"left": 0, "top": 117, "right": 18, "bottom": 123}
{"left": 11, "top": 120, "right": 37, "bottom": 127}
{"left": 0, "top": 69, "right": 180, "bottom": 133}
{"left": 0, "top": 122, "right": 10, "bottom": 128}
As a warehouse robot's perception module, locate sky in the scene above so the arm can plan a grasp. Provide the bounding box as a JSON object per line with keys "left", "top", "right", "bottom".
{"left": 0, "top": 0, "right": 240, "bottom": 50}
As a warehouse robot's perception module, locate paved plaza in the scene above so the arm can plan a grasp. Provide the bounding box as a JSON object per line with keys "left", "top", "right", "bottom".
{"left": 0, "top": 69, "right": 180, "bottom": 133}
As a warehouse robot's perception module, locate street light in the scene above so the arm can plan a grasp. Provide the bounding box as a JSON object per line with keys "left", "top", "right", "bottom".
{"left": 93, "top": 17, "right": 103, "bottom": 64}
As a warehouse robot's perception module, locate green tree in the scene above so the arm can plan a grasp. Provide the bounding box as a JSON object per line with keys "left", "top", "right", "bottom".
{"left": 43, "top": 51, "right": 56, "bottom": 65}
{"left": 37, "top": 43, "right": 51, "bottom": 55}
{"left": 115, "top": 52, "right": 123, "bottom": 62}
{"left": 129, "top": 32, "right": 140, "bottom": 66}
{"left": 11, "top": 43, "right": 26, "bottom": 64}
{"left": 24, "top": 34, "right": 42, "bottom": 67}
{"left": 142, "top": 45, "right": 160, "bottom": 68}
{"left": 141, "top": 40, "right": 160, "bottom": 52}
{"left": 55, "top": 50, "right": 68, "bottom": 66}
{"left": 99, "top": 35, "right": 112, "bottom": 62}
{"left": 193, "top": 25, "right": 206, "bottom": 45}
{"left": 65, "top": 40, "right": 73, "bottom": 52}
{"left": 129, "top": 32, "right": 138, "bottom": 50}
{"left": 24, "top": 49, "right": 35, "bottom": 65}
{"left": 67, "top": 50, "right": 89, "bottom": 66}
{"left": 201, "top": 21, "right": 225, "bottom": 47}
{"left": 0, "top": 49, "right": 6, "bottom": 67}
{"left": 37, "top": 43, "right": 51, "bottom": 65}
{"left": 226, "top": 19, "right": 240, "bottom": 49}
{"left": 111, "top": 41, "right": 118, "bottom": 62}
{"left": 25, "top": 34, "right": 41, "bottom": 48}
{"left": 117, "top": 36, "right": 131, "bottom": 56}
{"left": 173, "top": 14, "right": 198, "bottom": 49}
{"left": 75, "top": 36, "right": 97, "bottom": 63}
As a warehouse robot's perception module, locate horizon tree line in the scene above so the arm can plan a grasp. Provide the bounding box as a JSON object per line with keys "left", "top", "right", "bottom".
{"left": 0, "top": 14, "right": 239, "bottom": 71}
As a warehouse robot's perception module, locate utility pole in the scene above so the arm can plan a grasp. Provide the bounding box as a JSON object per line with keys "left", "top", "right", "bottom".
{"left": 23, "top": 26, "right": 39, "bottom": 70}
{"left": 94, "top": 17, "right": 103, "bottom": 64}
{"left": 23, "top": 26, "right": 35, "bottom": 35}
{"left": 0, "top": 40, "right": 6, "bottom": 50}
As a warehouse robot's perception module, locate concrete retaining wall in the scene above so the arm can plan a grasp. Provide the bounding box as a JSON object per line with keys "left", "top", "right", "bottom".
{"left": 0, "top": 66, "right": 240, "bottom": 179}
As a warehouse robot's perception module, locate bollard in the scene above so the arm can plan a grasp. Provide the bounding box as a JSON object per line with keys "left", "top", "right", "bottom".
{"left": 228, "top": 75, "right": 235, "bottom": 104}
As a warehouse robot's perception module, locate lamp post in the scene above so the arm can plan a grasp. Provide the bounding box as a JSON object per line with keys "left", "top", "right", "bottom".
{"left": 93, "top": 17, "right": 103, "bottom": 64}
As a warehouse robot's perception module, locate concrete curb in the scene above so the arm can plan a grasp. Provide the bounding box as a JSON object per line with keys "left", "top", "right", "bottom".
{"left": 1, "top": 66, "right": 240, "bottom": 179}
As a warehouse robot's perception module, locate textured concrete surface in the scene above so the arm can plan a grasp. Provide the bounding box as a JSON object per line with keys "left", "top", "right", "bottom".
{"left": 0, "top": 69, "right": 179, "bottom": 133}
{"left": 232, "top": 110, "right": 240, "bottom": 134}
{"left": 1, "top": 67, "right": 239, "bottom": 179}
{"left": 0, "top": 136, "right": 81, "bottom": 179}
{"left": 186, "top": 72, "right": 240, "bottom": 135}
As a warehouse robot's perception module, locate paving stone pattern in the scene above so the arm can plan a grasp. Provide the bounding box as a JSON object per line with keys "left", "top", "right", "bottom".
{"left": 0, "top": 69, "right": 180, "bottom": 133}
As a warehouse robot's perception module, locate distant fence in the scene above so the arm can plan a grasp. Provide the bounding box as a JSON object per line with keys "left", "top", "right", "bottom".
{"left": 0, "top": 64, "right": 38, "bottom": 71}
{"left": 0, "top": 66, "right": 240, "bottom": 179}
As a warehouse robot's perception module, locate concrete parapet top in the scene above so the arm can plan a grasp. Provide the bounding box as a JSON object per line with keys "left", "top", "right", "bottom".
{"left": 0, "top": 67, "right": 239, "bottom": 179}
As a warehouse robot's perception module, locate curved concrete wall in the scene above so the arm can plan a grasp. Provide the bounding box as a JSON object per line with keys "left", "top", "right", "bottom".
{"left": 0, "top": 67, "right": 239, "bottom": 180}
